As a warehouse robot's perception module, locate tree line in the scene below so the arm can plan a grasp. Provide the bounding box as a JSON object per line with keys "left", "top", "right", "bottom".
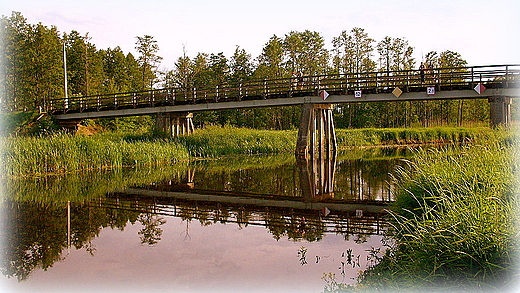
{"left": 1, "top": 11, "right": 491, "bottom": 130}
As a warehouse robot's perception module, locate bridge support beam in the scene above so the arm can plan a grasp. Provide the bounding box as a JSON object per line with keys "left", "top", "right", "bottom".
{"left": 489, "top": 97, "right": 511, "bottom": 127}
{"left": 58, "top": 120, "right": 82, "bottom": 133}
{"left": 297, "top": 152, "right": 337, "bottom": 202}
{"left": 155, "top": 112, "right": 195, "bottom": 137}
{"left": 296, "top": 104, "right": 337, "bottom": 159}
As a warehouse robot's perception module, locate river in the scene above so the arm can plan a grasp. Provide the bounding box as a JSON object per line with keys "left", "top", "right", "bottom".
{"left": 0, "top": 147, "right": 412, "bottom": 293}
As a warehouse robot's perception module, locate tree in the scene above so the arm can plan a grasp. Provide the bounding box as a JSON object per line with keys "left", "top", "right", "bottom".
{"left": 377, "top": 36, "right": 415, "bottom": 72}
{"left": 1, "top": 12, "right": 65, "bottom": 110}
{"left": 332, "top": 27, "right": 376, "bottom": 74}
{"left": 229, "top": 45, "right": 253, "bottom": 83}
{"left": 424, "top": 51, "right": 439, "bottom": 68}
{"left": 439, "top": 50, "right": 467, "bottom": 68}
{"left": 254, "top": 35, "right": 286, "bottom": 79}
{"left": 124, "top": 52, "right": 142, "bottom": 92}
{"left": 208, "top": 52, "right": 229, "bottom": 85}
{"left": 101, "top": 47, "right": 131, "bottom": 93}
{"left": 135, "top": 35, "right": 162, "bottom": 89}
{"left": 283, "top": 30, "right": 329, "bottom": 76}
{"left": 64, "top": 31, "right": 104, "bottom": 96}
{"left": 191, "top": 52, "right": 211, "bottom": 87}
{"left": 163, "top": 46, "right": 193, "bottom": 91}
{"left": 25, "top": 23, "right": 64, "bottom": 109}
{"left": 1, "top": 11, "right": 29, "bottom": 109}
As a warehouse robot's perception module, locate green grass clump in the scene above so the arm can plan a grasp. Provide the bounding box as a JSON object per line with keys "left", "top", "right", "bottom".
{"left": 2, "top": 125, "right": 503, "bottom": 176}
{"left": 335, "top": 127, "right": 494, "bottom": 147}
{"left": 357, "top": 136, "right": 519, "bottom": 291}
{"left": 2, "top": 134, "right": 190, "bottom": 176}
{"left": 178, "top": 125, "right": 296, "bottom": 157}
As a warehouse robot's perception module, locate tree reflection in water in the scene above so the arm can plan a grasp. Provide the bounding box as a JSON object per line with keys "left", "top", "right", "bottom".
{"left": 137, "top": 214, "right": 166, "bottom": 246}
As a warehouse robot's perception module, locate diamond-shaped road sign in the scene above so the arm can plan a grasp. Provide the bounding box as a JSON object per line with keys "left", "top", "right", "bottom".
{"left": 392, "top": 87, "right": 403, "bottom": 98}
{"left": 320, "top": 90, "right": 330, "bottom": 100}
{"left": 474, "top": 83, "right": 486, "bottom": 94}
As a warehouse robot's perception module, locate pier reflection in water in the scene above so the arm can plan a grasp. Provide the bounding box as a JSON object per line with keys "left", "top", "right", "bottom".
{"left": 1, "top": 148, "right": 408, "bottom": 292}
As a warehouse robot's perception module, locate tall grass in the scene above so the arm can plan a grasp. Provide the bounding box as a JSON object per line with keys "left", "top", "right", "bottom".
{"left": 357, "top": 135, "right": 519, "bottom": 291}
{"left": 2, "top": 134, "right": 190, "bottom": 176}
{"left": 177, "top": 125, "right": 296, "bottom": 157}
{"left": 335, "top": 126, "right": 495, "bottom": 147}
{"left": 2, "top": 126, "right": 501, "bottom": 176}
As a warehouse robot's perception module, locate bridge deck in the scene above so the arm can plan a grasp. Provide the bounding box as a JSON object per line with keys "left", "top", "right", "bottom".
{"left": 104, "top": 191, "right": 387, "bottom": 235}
{"left": 30, "top": 64, "right": 520, "bottom": 120}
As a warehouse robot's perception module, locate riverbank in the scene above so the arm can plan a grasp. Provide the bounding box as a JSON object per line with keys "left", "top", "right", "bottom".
{"left": 348, "top": 136, "right": 519, "bottom": 292}
{"left": 0, "top": 125, "right": 506, "bottom": 176}
{"left": 2, "top": 125, "right": 517, "bottom": 291}
{"left": 335, "top": 126, "right": 496, "bottom": 147}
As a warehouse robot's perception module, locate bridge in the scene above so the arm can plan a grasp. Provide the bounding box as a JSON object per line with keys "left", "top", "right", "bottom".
{"left": 36, "top": 64, "right": 520, "bottom": 156}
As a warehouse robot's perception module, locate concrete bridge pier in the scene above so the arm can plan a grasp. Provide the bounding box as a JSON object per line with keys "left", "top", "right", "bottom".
{"left": 296, "top": 104, "right": 337, "bottom": 158}
{"left": 489, "top": 97, "right": 512, "bottom": 127}
{"left": 156, "top": 112, "right": 195, "bottom": 137}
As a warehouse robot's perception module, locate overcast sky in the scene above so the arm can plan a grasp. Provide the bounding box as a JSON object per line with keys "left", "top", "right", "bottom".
{"left": 2, "top": 0, "right": 519, "bottom": 70}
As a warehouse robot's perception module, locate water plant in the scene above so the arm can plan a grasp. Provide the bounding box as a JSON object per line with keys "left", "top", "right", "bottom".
{"left": 177, "top": 125, "right": 296, "bottom": 157}
{"left": 335, "top": 126, "right": 495, "bottom": 147}
{"left": 1, "top": 125, "right": 502, "bottom": 177}
{"left": 356, "top": 134, "right": 519, "bottom": 291}
{"left": 1, "top": 133, "right": 190, "bottom": 176}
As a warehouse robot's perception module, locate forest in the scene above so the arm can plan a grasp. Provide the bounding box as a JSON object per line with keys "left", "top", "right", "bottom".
{"left": 1, "top": 11, "right": 493, "bottom": 131}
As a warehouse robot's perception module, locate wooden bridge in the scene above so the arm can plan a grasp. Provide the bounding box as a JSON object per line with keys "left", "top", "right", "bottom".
{"left": 28, "top": 64, "right": 520, "bottom": 156}
{"left": 105, "top": 189, "right": 388, "bottom": 237}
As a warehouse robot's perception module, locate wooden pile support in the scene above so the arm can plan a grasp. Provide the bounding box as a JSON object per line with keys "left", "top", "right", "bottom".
{"left": 58, "top": 119, "right": 82, "bottom": 133}
{"left": 489, "top": 96, "right": 512, "bottom": 127}
{"left": 297, "top": 151, "right": 337, "bottom": 202}
{"left": 295, "top": 104, "right": 337, "bottom": 159}
{"left": 156, "top": 112, "right": 195, "bottom": 137}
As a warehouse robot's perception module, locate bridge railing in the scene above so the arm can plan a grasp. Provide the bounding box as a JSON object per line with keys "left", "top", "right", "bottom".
{"left": 31, "top": 64, "right": 520, "bottom": 114}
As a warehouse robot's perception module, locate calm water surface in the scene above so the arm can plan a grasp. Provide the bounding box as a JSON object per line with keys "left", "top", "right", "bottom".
{"left": 1, "top": 148, "right": 411, "bottom": 292}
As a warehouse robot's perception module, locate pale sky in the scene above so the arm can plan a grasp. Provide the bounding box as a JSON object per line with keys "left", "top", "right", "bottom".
{"left": 2, "top": 0, "right": 519, "bottom": 71}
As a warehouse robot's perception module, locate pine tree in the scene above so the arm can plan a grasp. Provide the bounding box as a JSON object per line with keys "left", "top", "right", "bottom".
{"left": 135, "top": 35, "right": 162, "bottom": 90}
{"left": 229, "top": 46, "right": 253, "bottom": 83}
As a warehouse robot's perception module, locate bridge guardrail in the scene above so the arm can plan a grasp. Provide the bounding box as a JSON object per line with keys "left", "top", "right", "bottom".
{"left": 3, "top": 65, "right": 518, "bottom": 114}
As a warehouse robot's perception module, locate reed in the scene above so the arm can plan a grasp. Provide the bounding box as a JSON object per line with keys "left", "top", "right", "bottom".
{"left": 177, "top": 125, "right": 296, "bottom": 157}
{"left": 2, "top": 134, "right": 190, "bottom": 176}
{"left": 358, "top": 134, "right": 519, "bottom": 291}
{"left": 2, "top": 126, "right": 501, "bottom": 176}
{"left": 335, "top": 126, "right": 495, "bottom": 147}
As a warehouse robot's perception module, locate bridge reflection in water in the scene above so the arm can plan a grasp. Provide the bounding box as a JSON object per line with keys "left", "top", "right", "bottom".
{"left": 106, "top": 152, "right": 391, "bottom": 240}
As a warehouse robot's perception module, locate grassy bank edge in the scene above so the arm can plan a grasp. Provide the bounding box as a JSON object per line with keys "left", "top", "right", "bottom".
{"left": 1, "top": 125, "right": 505, "bottom": 177}
{"left": 328, "top": 135, "right": 519, "bottom": 292}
